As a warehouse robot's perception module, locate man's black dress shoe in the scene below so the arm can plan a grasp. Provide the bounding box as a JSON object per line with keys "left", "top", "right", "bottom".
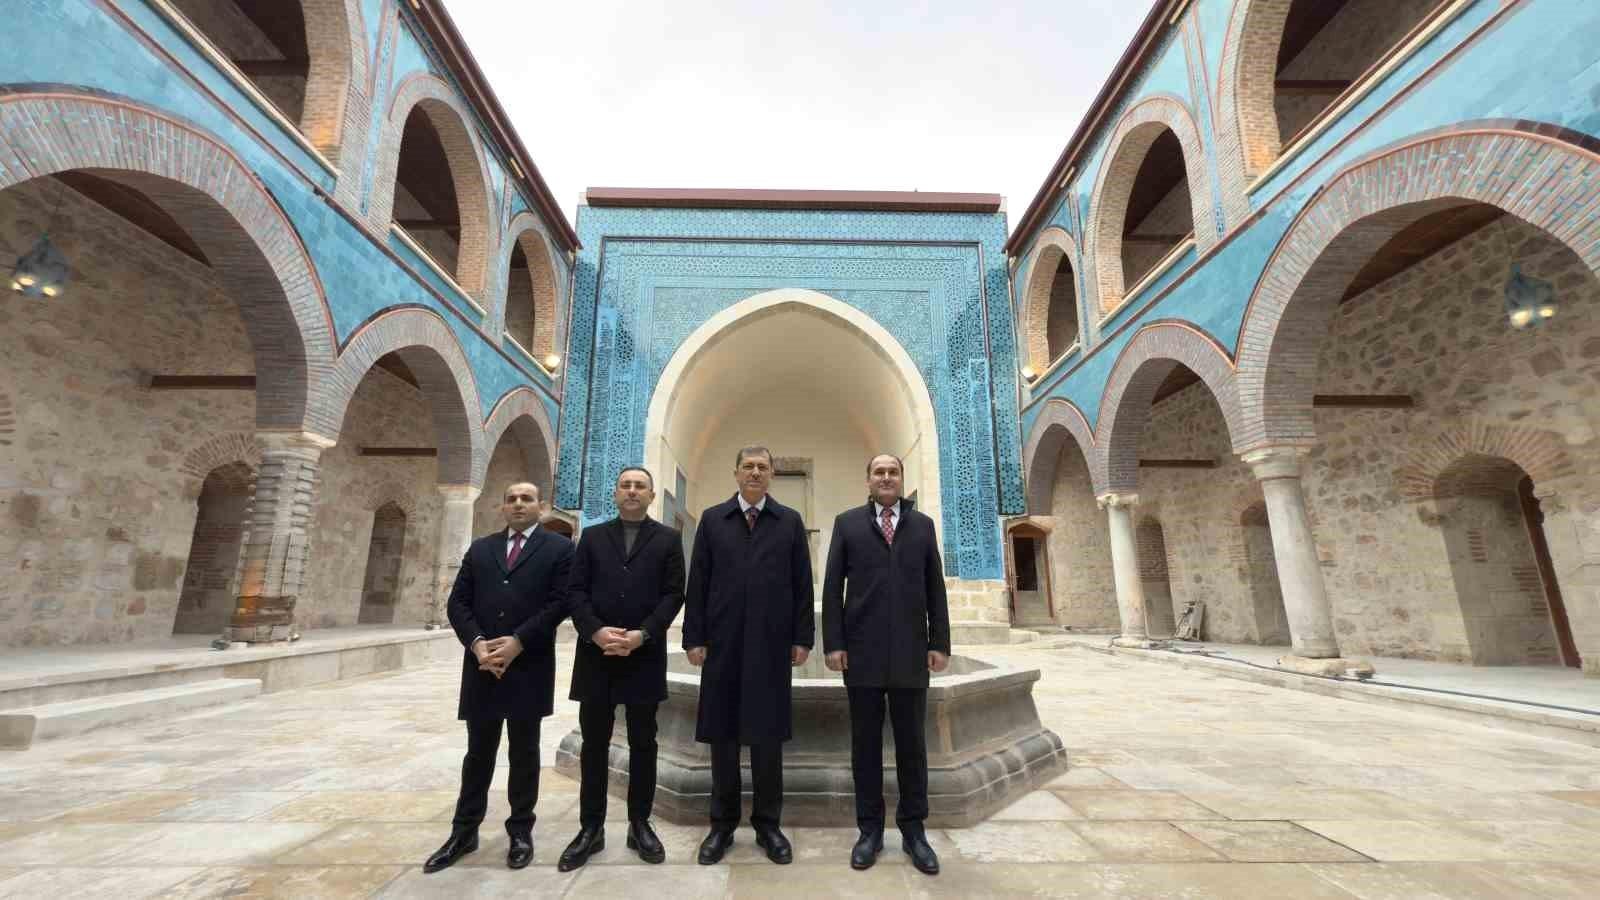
{"left": 422, "top": 832, "right": 478, "bottom": 873}
{"left": 627, "top": 819, "right": 666, "bottom": 864}
{"left": 903, "top": 832, "right": 940, "bottom": 875}
{"left": 507, "top": 833, "right": 533, "bottom": 870}
{"left": 754, "top": 825, "right": 793, "bottom": 864}
{"left": 696, "top": 828, "right": 735, "bottom": 865}
{"left": 557, "top": 826, "right": 604, "bottom": 871}
{"left": 850, "top": 830, "right": 883, "bottom": 870}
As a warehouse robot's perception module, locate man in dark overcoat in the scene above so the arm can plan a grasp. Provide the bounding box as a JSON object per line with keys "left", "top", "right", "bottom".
{"left": 821, "top": 453, "right": 950, "bottom": 875}
{"left": 683, "top": 445, "right": 814, "bottom": 866}
{"left": 557, "top": 466, "right": 685, "bottom": 871}
{"left": 425, "top": 481, "right": 573, "bottom": 874}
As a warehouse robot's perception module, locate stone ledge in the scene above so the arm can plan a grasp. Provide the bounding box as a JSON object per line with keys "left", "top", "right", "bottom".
{"left": 1, "top": 678, "right": 262, "bottom": 749}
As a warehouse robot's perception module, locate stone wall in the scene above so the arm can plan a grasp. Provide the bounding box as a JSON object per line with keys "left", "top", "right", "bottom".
{"left": 1045, "top": 443, "right": 1119, "bottom": 631}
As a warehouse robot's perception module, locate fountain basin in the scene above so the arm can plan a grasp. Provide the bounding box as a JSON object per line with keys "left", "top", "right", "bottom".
{"left": 555, "top": 652, "right": 1065, "bottom": 827}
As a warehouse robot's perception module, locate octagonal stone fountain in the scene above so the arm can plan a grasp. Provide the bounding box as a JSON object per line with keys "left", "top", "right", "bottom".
{"left": 555, "top": 642, "right": 1065, "bottom": 827}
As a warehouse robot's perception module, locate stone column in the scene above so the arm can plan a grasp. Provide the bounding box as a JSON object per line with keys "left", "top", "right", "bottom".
{"left": 1098, "top": 492, "right": 1152, "bottom": 647}
{"left": 429, "top": 485, "right": 482, "bottom": 629}
{"left": 1532, "top": 478, "right": 1600, "bottom": 678}
{"left": 227, "top": 432, "right": 334, "bottom": 643}
{"left": 1242, "top": 446, "right": 1341, "bottom": 660}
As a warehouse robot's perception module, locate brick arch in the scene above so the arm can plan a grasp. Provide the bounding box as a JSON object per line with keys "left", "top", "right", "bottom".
{"left": 1096, "top": 322, "right": 1240, "bottom": 494}
{"left": 494, "top": 212, "right": 563, "bottom": 359}
{"left": 297, "top": 0, "right": 367, "bottom": 163}
{"left": 371, "top": 74, "right": 495, "bottom": 304}
{"left": 1022, "top": 398, "right": 1101, "bottom": 511}
{"left": 1086, "top": 94, "right": 1216, "bottom": 315}
{"left": 481, "top": 386, "right": 557, "bottom": 497}
{"left": 1395, "top": 423, "right": 1576, "bottom": 501}
{"left": 1214, "top": 0, "right": 1293, "bottom": 192}
{"left": 327, "top": 307, "right": 485, "bottom": 486}
{"left": 0, "top": 93, "right": 337, "bottom": 436}
{"left": 180, "top": 432, "right": 262, "bottom": 483}
{"left": 1020, "top": 228, "right": 1085, "bottom": 370}
{"left": 361, "top": 480, "right": 420, "bottom": 519}
{"left": 1235, "top": 126, "right": 1600, "bottom": 451}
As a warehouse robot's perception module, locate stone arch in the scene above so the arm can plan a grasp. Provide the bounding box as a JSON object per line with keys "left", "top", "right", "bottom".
{"left": 180, "top": 432, "right": 262, "bottom": 486}
{"left": 1086, "top": 95, "right": 1215, "bottom": 314}
{"left": 1020, "top": 228, "right": 1085, "bottom": 370}
{"left": 1022, "top": 398, "right": 1100, "bottom": 511}
{"left": 370, "top": 73, "right": 495, "bottom": 303}
{"left": 481, "top": 386, "right": 558, "bottom": 496}
{"left": 1396, "top": 423, "right": 1576, "bottom": 502}
{"left": 361, "top": 479, "right": 420, "bottom": 519}
{"left": 495, "top": 211, "right": 563, "bottom": 359}
{"left": 1235, "top": 126, "right": 1600, "bottom": 450}
{"left": 327, "top": 307, "right": 485, "bottom": 486}
{"left": 0, "top": 92, "right": 337, "bottom": 435}
{"left": 297, "top": 0, "right": 367, "bottom": 163}
{"left": 643, "top": 287, "right": 942, "bottom": 534}
{"left": 1096, "top": 322, "right": 1240, "bottom": 494}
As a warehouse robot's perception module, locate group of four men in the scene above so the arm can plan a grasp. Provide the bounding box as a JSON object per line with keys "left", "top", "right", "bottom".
{"left": 425, "top": 446, "right": 951, "bottom": 875}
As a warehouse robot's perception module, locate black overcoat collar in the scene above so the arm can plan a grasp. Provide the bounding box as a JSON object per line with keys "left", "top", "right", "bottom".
{"left": 861, "top": 497, "right": 916, "bottom": 547}
{"left": 495, "top": 525, "right": 545, "bottom": 575}
{"left": 603, "top": 515, "right": 659, "bottom": 563}
{"left": 719, "top": 493, "right": 788, "bottom": 525}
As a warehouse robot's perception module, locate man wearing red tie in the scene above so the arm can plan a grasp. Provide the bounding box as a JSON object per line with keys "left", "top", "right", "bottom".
{"left": 425, "top": 482, "right": 574, "bottom": 874}
{"left": 821, "top": 454, "right": 950, "bottom": 875}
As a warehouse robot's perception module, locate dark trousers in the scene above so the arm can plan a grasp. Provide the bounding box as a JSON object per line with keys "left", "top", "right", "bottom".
{"left": 709, "top": 740, "right": 782, "bottom": 831}
{"left": 578, "top": 701, "right": 660, "bottom": 827}
{"left": 847, "top": 686, "right": 928, "bottom": 836}
{"left": 451, "top": 716, "right": 541, "bottom": 838}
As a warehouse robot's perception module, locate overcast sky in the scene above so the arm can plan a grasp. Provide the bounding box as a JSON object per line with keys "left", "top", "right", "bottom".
{"left": 441, "top": 0, "right": 1151, "bottom": 234}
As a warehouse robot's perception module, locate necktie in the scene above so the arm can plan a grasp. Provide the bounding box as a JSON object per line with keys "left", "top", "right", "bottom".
{"left": 507, "top": 532, "right": 525, "bottom": 566}
{"left": 881, "top": 507, "right": 895, "bottom": 545}
{"left": 745, "top": 506, "right": 759, "bottom": 532}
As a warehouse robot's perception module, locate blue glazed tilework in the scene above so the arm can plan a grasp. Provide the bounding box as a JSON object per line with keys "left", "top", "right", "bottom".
{"left": 559, "top": 207, "right": 1021, "bottom": 579}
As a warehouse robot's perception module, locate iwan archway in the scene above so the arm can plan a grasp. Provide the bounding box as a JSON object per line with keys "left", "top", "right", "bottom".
{"left": 643, "top": 289, "right": 941, "bottom": 574}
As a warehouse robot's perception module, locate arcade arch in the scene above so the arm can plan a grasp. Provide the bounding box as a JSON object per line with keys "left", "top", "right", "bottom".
{"left": 1021, "top": 230, "right": 1084, "bottom": 371}
{"left": 500, "top": 217, "right": 562, "bottom": 361}
{"left": 1020, "top": 402, "right": 1118, "bottom": 632}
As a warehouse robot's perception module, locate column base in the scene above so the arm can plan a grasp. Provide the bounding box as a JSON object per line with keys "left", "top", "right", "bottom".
{"left": 1276, "top": 654, "right": 1375, "bottom": 679}
{"left": 1111, "top": 636, "right": 1161, "bottom": 649}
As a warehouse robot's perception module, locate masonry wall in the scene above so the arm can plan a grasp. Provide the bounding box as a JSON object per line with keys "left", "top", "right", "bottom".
{"left": 1046, "top": 443, "right": 1119, "bottom": 631}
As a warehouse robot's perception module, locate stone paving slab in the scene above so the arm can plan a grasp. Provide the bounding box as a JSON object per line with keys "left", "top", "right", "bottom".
{"left": 0, "top": 641, "right": 1597, "bottom": 897}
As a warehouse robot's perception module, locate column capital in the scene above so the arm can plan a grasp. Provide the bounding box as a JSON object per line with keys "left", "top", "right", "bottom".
{"left": 436, "top": 484, "right": 483, "bottom": 503}
{"left": 1242, "top": 445, "right": 1309, "bottom": 481}
{"left": 255, "top": 430, "right": 337, "bottom": 452}
{"left": 1096, "top": 492, "right": 1140, "bottom": 510}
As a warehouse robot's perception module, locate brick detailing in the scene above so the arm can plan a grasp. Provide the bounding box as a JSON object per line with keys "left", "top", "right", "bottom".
{"left": 1020, "top": 228, "right": 1084, "bottom": 370}
{"left": 368, "top": 74, "right": 495, "bottom": 305}
{"left": 0, "top": 94, "right": 337, "bottom": 435}
{"left": 481, "top": 386, "right": 556, "bottom": 497}
{"left": 325, "top": 307, "right": 485, "bottom": 486}
{"left": 1136, "top": 517, "right": 1177, "bottom": 636}
{"left": 1022, "top": 398, "right": 1101, "bottom": 510}
{"left": 1235, "top": 128, "right": 1600, "bottom": 451}
{"left": 361, "top": 480, "right": 420, "bottom": 519}
{"left": 0, "top": 389, "right": 13, "bottom": 447}
{"left": 298, "top": 0, "right": 365, "bottom": 165}
{"left": 1396, "top": 423, "right": 1574, "bottom": 500}
{"left": 1215, "top": 0, "right": 1294, "bottom": 186}
{"left": 491, "top": 211, "right": 565, "bottom": 358}
{"left": 229, "top": 434, "right": 326, "bottom": 639}
{"left": 180, "top": 432, "right": 262, "bottom": 485}
{"left": 1086, "top": 95, "right": 1216, "bottom": 315}
{"left": 1096, "top": 323, "right": 1240, "bottom": 494}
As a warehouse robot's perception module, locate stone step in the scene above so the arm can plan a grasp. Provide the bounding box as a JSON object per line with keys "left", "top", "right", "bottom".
{"left": 1007, "top": 629, "right": 1038, "bottom": 644}
{"left": 0, "top": 678, "right": 262, "bottom": 750}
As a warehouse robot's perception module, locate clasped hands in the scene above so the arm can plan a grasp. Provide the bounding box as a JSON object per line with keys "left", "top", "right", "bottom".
{"left": 473, "top": 635, "right": 523, "bottom": 679}
{"left": 592, "top": 626, "right": 645, "bottom": 656}
{"left": 824, "top": 650, "right": 949, "bottom": 672}
{"left": 685, "top": 645, "right": 810, "bottom": 666}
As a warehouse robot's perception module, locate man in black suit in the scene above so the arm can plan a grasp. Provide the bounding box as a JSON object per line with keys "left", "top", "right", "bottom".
{"left": 684, "top": 445, "right": 814, "bottom": 866}
{"left": 424, "top": 481, "right": 574, "bottom": 874}
{"left": 557, "top": 466, "right": 686, "bottom": 871}
{"left": 821, "top": 454, "right": 950, "bottom": 875}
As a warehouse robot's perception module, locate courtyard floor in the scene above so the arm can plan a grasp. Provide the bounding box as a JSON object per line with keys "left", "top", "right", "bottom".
{"left": 2, "top": 641, "right": 1599, "bottom": 898}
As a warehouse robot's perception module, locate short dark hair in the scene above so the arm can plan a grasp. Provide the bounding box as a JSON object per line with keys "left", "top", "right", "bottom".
{"left": 734, "top": 445, "right": 773, "bottom": 468}
{"left": 866, "top": 454, "right": 905, "bottom": 476}
{"left": 616, "top": 465, "right": 654, "bottom": 488}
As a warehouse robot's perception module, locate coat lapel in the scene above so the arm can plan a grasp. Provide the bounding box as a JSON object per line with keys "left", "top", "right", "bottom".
{"left": 625, "top": 518, "right": 659, "bottom": 563}
{"left": 493, "top": 530, "right": 510, "bottom": 575}
{"left": 506, "top": 528, "right": 540, "bottom": 576}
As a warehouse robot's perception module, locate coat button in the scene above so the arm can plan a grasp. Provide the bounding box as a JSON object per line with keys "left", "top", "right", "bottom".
{"left": 499, "top": 612, "right": 505, "bottom": 618}
{"left": 503, "top": 579, "right": 509, "bottom": 585}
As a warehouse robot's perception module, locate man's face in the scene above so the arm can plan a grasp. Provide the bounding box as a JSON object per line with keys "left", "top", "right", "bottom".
{"left": 867, "top": 456, "right": 903, "bottom": 506}
{"left": 734, "top": 452, "right": 772, "bottom": 499}
{"left": 501, "top": 483, "right": 541, "bottom": 530}
{"left": 614, "top": 470, "right": 655, "bottom": 518}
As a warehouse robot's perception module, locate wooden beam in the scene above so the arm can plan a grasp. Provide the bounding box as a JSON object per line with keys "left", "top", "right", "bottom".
{"left": 233, "top": 58, "right": 310, "bottom": 77}
{"left": 1139, "top": 459, "right": 1217, "bottom": 469}
{"left": 146, "top": 375, "right": 256, "bottom": 390}
{"left": 1274, "top": 79, "right": 1354, "bottom": 95}
{"left": 359, "top": 447, "right": 437, "bottom": 457}
{"left": 1313, "top": 394, "right": 1414, "bottom": 409}
{"left": 394, "top": 218, "right": 461, "bottom": 233}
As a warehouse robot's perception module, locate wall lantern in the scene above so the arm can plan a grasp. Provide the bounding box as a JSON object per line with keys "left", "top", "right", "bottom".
{"left": 1504, "top": 263, "right": 1556, "bottom": 330}
{"left": 1020, "top": 364, "right": 1038, "bottom": 382}
{"left": 542, "top": 353, "right": 562, "bottom": 372}
{"left": 10, "top": 234, "right": 70, "bottom": 299}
